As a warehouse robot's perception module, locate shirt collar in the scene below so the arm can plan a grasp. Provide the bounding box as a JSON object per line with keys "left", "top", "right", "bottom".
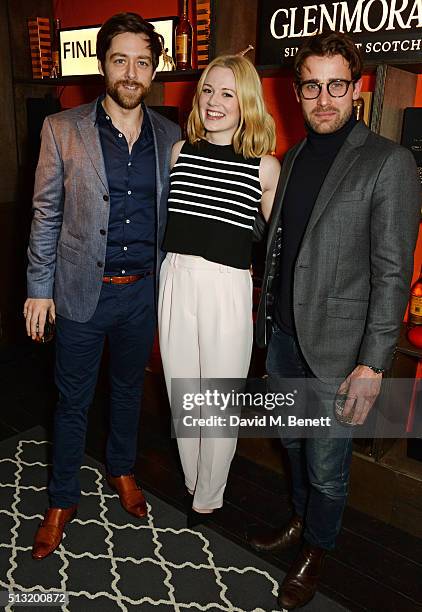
{"left": 95, "top": 94, "right": 106, "bottom": 126}
{"left": 95, "top": 94, "right": 151, "bottom": 133}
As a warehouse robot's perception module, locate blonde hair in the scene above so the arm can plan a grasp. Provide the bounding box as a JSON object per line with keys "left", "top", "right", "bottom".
{"left": 186, "top": 55, "right": 276, "bottom": 158}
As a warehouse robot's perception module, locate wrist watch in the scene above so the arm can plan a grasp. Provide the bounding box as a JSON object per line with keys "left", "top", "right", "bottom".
{"left": 359, "top": 363, "right": 385, "bottom": 374}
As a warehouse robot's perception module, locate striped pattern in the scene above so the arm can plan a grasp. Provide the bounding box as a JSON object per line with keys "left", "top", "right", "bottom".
{"left": 168, "top": 148, "right": 261, "bottom": 231}
{"left": 163, "top": 140, "right": 262, "bottom": 268}
{"left": 28, "top": 18, "right": 52, "bottom": 79}
{"left": 196, "top": 0, "right": 211, "bottom": 68}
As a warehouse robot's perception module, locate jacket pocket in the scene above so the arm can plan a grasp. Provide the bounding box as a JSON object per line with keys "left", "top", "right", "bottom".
{"left": 327, "top": 297, "right": 368, "bottom": 320}
{"left": 66, "top": 228, "right": 83, "bottom": 241}
{"left": 57, "top": 242, "right": 81, "bottom": 266}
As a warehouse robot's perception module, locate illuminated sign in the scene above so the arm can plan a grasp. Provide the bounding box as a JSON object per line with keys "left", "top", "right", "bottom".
{"left": 258, "top": 0, "right": 422, "bottom": 65}
{"left": 59, "top": 26, "right": 99, "bottom": 76}
{"left": 59, "top": 19, "right": 176, "bottom": 76}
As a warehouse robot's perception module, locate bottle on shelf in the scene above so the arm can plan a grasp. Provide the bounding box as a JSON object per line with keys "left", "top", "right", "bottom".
{"left": 176, "top": 0, "right": 193, "bottom": 71}
{"left": 409, "top": 265, "right": 422, "bottom": 325}
{"left": 50, "top": 18, "right": 61, "bottom": 78}
{"left": 353, "top": 96, "right": 365, "bottom": 121}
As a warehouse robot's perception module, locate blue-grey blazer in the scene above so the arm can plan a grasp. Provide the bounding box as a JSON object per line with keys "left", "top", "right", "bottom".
{"left": 27, "top": 98, "right": 181, "bottom": 322}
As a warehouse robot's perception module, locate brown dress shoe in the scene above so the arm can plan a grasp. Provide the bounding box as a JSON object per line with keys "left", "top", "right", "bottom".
{"left": 32, "top": 505, "right": 77, "bottom": 560}
{"left": 278, "top": 543, "right": 327, "bottom": 610}
{"left": 107, "top": 474, "right": 147, "bottom": 518}
{"left": 247, "top": 514, "right": 303, "bottom": 552}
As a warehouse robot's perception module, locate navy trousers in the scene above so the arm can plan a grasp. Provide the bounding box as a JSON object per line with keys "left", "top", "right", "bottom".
{"left": 267, "top": 324, "right": 353, "bottom": 550}
{"left": 48, "top": 276, "right": 155, "bottom": 508}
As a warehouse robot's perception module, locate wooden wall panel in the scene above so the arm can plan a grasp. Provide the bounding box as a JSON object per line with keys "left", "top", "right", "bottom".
{"left": 372, "top": 65, "right": 417, "bottom": 143}
{"left": 13, "top": 84, "right": 49, "bottom": 173}
{"left": 7, "top": 0, "right": 53, "bottom": 79}
{"left": 7, "top": 0, "right": 54, "bottom": 170}
{"left": 0, "top": 0, "right": 18, "bottom": 204}
{"left": 391, "top": 477, "right": 422, "bottom": 538}
{"left": 210, "top": 0, "right": 258, "bottom": 61}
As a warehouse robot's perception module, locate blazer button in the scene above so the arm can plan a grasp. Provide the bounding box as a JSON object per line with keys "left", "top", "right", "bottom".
{"left": 97, "top": 261, "right": 103, "bottom": 268}
{"left": 103, "top": 194, "right": 109, "bottom": 201}
{"left": 100, "top": 229, "right": 106, "bottom": 235}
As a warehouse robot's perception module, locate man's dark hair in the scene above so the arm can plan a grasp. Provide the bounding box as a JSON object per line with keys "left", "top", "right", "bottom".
{"left": 293, "top": 30, "right": 363, "bottom": 84}
{"left": 96, "top": 12, "right": 162, "bottom": 71}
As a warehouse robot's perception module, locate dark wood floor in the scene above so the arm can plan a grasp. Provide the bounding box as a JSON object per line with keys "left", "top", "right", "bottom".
{"left": 1, "top": 339, "right": 422, "bottom": 612}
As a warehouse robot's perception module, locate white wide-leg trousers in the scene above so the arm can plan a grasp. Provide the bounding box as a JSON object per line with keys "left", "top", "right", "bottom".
{"left": 158, "top": 253, "right": 253, "bottom": 509}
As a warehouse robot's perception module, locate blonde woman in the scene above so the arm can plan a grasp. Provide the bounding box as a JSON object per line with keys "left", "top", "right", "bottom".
{"left": 159, "top": 55, "right": 280, "bottom": 527}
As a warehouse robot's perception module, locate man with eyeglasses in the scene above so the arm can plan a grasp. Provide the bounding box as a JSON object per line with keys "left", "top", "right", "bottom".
{"left": 248, "top": 31, "right": 420, "bottom": 610}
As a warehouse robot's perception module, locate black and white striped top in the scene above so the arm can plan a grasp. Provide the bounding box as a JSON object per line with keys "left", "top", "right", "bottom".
{"left": 162, "top": 139, "right": 262, "bottom": 269}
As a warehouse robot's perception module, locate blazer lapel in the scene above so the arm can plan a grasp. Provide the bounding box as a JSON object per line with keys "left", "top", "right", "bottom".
{"left": 146, "top": 107, "right": 166, "bottom": 210}
{"left": 76, "top": 100, "right": 108, "bottom": 191}
{"left": 301, "top": 121, "right": 369, "bottom": 243}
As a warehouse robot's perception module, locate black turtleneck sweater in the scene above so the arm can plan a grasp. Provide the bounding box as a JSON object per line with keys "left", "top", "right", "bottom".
{"left": 273, "top": 115, "right": 357, "bottom": 335}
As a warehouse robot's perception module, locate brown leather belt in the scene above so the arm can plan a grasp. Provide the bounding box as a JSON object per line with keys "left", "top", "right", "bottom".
{"left": 102, "top": 271, "right": 153, "bottom": 284}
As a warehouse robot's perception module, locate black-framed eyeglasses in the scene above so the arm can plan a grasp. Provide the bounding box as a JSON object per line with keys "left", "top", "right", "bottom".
{"left": 297, "top": 79, "right": 355, "bottom": 100}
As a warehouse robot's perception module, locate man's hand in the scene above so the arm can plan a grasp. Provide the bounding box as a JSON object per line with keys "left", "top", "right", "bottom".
{"left": 337, "top": 365, "right": 382, "bottom": 425}
{"left": 23, "top": 298, "right": 56, "bottom": 340}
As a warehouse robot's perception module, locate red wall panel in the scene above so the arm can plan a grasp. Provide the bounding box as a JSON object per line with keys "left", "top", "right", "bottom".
{"left": 403, "top": 73, "right": 422, "bottom": 314}
{"left": 53, "top": 0, "right": 179, "bottom": 27}
{"left": 163, "top": 81, "right": 197, "bottom": 132}
{"left": 415, "top": 74, "right": 422, "bottom": 106}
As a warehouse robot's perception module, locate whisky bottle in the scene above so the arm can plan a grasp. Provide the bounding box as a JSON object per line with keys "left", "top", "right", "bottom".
{"left": 50, "top": 18, "right": 61, "bottom": 78}
{"left": 176, "top": 0, "right": 192, "bottom": 70}
{"left": 410, "top": 265, "right": 422, "bottom": 325}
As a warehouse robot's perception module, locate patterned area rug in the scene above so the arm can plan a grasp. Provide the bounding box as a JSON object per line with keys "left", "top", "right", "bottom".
{"left": 0, "top": 427, "right": 348, "bottom": 612}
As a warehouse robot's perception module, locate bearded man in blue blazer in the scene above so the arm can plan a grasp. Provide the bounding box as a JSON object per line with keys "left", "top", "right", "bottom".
{"left": 24, "top": 12, "right": 180, "bottom": 560}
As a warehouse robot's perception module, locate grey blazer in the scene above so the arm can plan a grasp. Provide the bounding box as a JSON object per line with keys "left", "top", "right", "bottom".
{"left": 256, "top": 121, "right": 421, "bottom": 380}
{"left": 27, "top": 98, "right": 181, "bottom": 322}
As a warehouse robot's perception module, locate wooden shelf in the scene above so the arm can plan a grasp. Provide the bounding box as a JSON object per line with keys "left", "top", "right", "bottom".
{"left": 156, "top": 69, "right": 202, "bottom": 81}
{"left": 379, "top": 438, "right": 422, "bottom": 480}
{"left": 13, "top": 67, "right": 283, "bottom": 86}
{"left": 14, "top": 75, "right": 102, "bottom": 86}
{"left": 13, "top": 61, "right": 420, "bottom": 89}
{"left": 14, "top": 69, "right": 203, "bottom": 86}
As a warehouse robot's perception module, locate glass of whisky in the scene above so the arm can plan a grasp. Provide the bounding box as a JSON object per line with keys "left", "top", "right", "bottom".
{"left": 33, "top": 320, "right": 55, "bottom": 344}
{"left": 334, "top": 393, "right": 358, "bottom": 426}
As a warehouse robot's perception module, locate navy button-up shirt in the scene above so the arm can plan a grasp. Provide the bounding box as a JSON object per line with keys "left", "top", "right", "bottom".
{"left": 96, "top": 97, "right": 156, "bottom": 276}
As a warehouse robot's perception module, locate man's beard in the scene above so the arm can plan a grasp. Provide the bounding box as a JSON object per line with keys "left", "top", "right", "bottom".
{"left": 305, "top": 105, "right": 352, "bottom": 134}
{"left": 105, "top": 77, "right": 150, "bottom": 110}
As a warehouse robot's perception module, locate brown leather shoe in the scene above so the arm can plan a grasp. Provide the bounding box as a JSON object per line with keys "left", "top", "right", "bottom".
{"left": 107, "top": 474, "right": 147, "bottom": 518}
{"left": 247, "top": 514, "right": 303, "bottom": 552}
{"left": 32, "top": 505, "right": 77, "bottom": 560}
{"left": 278, "top": 543, "right": 327, "bottom": 609}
